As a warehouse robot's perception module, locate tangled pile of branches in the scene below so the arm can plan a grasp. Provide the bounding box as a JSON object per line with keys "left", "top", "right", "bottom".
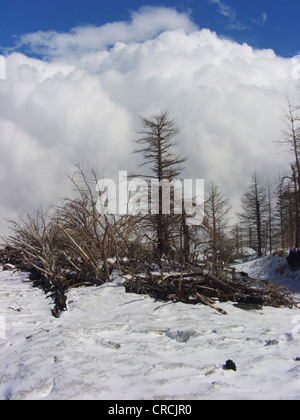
{"left": 124, "top": 270, "right": 298, "bottom": 315}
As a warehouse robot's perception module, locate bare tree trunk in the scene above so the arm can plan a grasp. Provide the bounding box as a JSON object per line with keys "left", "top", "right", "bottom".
{"left": 291, "top": 165, "right": 300, "bottom": 248}
{"left": 282, "top": 99, "right": 300, "bottom": 248}
{"left": 134, "top": 111, "right": 186, "bottom": 264}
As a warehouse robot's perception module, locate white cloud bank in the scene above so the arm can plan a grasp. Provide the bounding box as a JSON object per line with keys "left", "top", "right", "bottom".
{"left": 17, "top": 6, "right": 198, "bottom": 60}
{"left": 0, "top": 7, "right": 298, "bottom": 235}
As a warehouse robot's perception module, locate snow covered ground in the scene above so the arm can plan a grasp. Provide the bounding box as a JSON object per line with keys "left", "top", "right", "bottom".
{"left": 234, "top": 253, "right": 300, "bottom": 293}
{"left": 0, "top": 255, "right": 300, "bottom": 400}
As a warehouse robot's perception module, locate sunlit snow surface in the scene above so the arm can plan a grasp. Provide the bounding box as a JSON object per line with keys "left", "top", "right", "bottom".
{"left": 0, "top": 256, "right": 300, "bottom": 400}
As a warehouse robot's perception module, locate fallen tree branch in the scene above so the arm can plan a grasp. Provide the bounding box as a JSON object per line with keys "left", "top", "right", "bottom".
{"left": 123, "top": 269, "right": 299, "bottom": 314}
{"left": 195, "top": 292, "right": 227, "bottom": 315}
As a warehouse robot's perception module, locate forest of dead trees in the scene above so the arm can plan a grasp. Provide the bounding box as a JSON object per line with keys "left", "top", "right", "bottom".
{"left": 0, "top": 105, "right": 300, "bottom": 316}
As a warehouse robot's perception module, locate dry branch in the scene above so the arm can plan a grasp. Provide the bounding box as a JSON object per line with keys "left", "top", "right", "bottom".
{"left": 123, "top": 269, "right": 299, "bottom": 314}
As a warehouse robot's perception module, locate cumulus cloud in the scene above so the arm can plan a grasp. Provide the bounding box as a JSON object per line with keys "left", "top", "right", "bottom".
{"left": 0, "top": 52, "right": 134, "bottom": 234}
{"left": 17, "top": 7, "right": 197, "bottom": 60}
{"left": 0, "top": 6, "right": 298, "bottom": 235}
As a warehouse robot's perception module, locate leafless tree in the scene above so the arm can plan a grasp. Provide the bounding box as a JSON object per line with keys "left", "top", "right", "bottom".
{"left": 275, "top": 175, "right": 297, "bottom": 249}
{"left": 134, "top": 111, "right": 187, "bottom": 260}
{"left": 238, "top": 172, "right": 268, "bottom": 257}
{"left": 203, "top": 182, "right": 232, "bottom": 263}
{"left": 280, "top": 99, "right": 300, "bottom": 247}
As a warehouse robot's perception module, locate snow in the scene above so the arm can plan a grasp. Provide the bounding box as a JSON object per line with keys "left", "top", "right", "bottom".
{"left": 0, "top": 257, "right": 300, "bottom": 400}
{"left": 233, "top": 253, "right": 300, "bottom": 294}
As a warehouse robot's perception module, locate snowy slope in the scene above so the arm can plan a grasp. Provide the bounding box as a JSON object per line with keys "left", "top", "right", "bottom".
{"left": 0, "top": 264, "right": 300, "bottom": 400}
{"left": 233, "top": 253, "right": 300, "bottom": 294}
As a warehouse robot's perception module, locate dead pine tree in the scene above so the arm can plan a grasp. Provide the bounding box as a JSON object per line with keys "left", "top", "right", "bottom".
{"left": 134, "top": 111, "right": 187, "bottom": 261}
{"left": 203, "top": 182, "right": 231, "bottom": 265}
{"left": 280, "top": 99, "right": 300, "bottom": 247}
{"left": 238, "top": 172, "right": 267, "bottom": 257}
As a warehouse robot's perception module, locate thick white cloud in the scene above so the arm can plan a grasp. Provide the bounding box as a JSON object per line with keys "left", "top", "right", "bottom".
{"left": 0, "top": 53, "right": 133, "bottom": 235}
{"left": 0, "top": 7, "right": 298, "bottom": 235}
{"left": 17, "top": 7, "right": 197, "bottom": 60}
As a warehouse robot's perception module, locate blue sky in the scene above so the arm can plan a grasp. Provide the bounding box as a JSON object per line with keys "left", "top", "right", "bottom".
{"left": 0, "top": 0, "right": 299, "bottom": 57}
